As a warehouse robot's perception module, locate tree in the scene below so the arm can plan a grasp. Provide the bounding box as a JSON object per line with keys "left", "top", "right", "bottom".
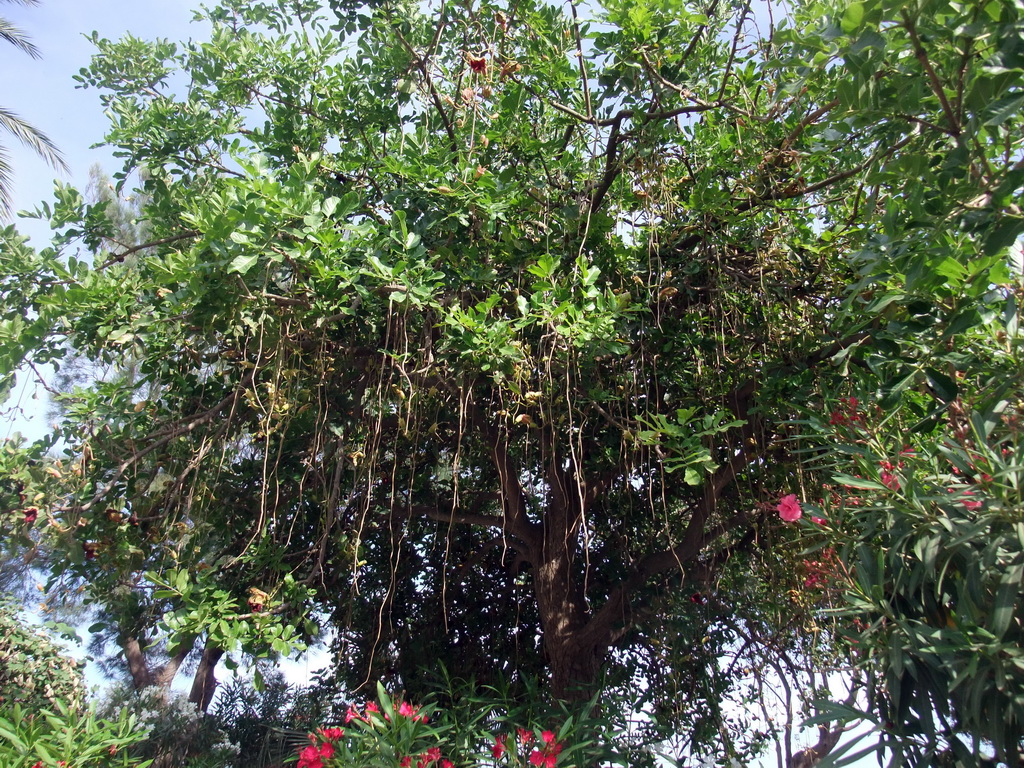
{"left": 1, "top": 0, "right": 1021, "bottom": 762}
{"left": 0, "top": 0, "right": 67, "bottom": 216}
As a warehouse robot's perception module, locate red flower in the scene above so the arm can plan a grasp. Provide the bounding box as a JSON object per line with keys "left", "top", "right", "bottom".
{"left": 443, "top": 761, "right": 454, "bottom": 768}
{"left": 880, "top": 464, "right": 900, "bottom": 490}
{"left": 401, "top": 757, "right": 412, "bottom": 768}
{"left": 544, "top": 755, "right": 557, "bottom": 768}
{"left": 23, "top": 507, "right": 38, "bottom": 524}
{"left": 398, "top": 701, "right": 415, "bottom": 718}
{"left": 467, "top": 54, "right": 487, "bottom": 73}
{"left": 366, "top": 701, "right": 380, "bottom": 715}
{"left": 319, "top": 742, "right": 335, "bottom": 760}
{"left": 518, "top": 728, "right": 534, "bottom": 745}
{"left": 319, "top": 726, "right": 344, "bottom": 742}
{"left": 298, "top": 746, "right": 324, "bottom": 768}
{"left": 810, "top": 516, "right": 826, "bottom": 525}
{"left": 962, "top": 490, "right": 982, "bottom": 511}
{"left": 492, "top": 736, "right": 507, "bottom": 759}
{"left": 777, "top": 494, "right": 802, "bottom": 522}
{"left": 541, "top": 730, "right": 556, "bottom": 745}
{"left": 530, "top": 751, "right": 546, "bottom": 767}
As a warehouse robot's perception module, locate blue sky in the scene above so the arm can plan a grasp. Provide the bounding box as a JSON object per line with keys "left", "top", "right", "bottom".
{"left": 1, "top": 1, "right": 204, "bottom": 233}
{"left": 1, "top": 1, "right": 207, "bottom": 440}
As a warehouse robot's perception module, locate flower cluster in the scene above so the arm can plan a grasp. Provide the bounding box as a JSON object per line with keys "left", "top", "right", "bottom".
{"left": 802, "top": 547, "right": 838, "bottom": 589}
{"left": 492, "top": 728, "right": 565, "bottom": 768}
{"left": 529, "top": 730, "right": 564, "bottom": 768}
{"left": 298, "top": 741, "right": 336, "bottom": 768}
{"left": 401, "top": 745, "right": 453, "bottom": 768}
{"left": 828, "top": 397, "right": 863, "bottom": 427}
{"left": 344, "top": 698, "right": 428, "bottom": 724}
{"left": 297, "top": 692, "right": 576, "bottom": 768}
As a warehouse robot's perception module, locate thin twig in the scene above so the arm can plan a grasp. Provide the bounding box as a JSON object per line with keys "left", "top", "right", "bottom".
{"left": 568, "top": 0, "right": 592, "bottom": 121}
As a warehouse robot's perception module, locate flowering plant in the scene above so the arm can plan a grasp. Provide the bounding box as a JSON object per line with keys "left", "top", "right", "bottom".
{"left": 291, "top": 684, "right": 596, "bottom": 768}
{"left": 799, "top": 385, "right": 1024, "bottom": 763}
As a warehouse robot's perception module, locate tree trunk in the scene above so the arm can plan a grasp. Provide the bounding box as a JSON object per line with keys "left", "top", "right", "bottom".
{"left": 535, "top": 549, "right": 606, "bottom": 700}
{"left": 123, "top": 635, "right": 153, "bottom": 689}
{"left": 188, "top": 640, "right": 224, "bottom": 712}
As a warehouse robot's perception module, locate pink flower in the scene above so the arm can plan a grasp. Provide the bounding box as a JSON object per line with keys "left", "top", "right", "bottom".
{"left": 810, "top": 516, "right": 826, "bottom": 525}
{"left": 777, "top": 494, "right": 802, "bottom": 522}
{"left": 398, "top": 701, "right": 415, "bottom": 718}
{"left": 518, "top": 728, "right": 534, "bottom": 745}
{"left": 544, "top": 755, "right": 557, "bottom": 768}
{"left": 345, "top": 705, "right": 360, "bottom": 723}
{"left": 962, "top": 491, "right": 982, "bottom": 511}
{"left": 880, "top": 470, "right": 900, "bottom": 490}
{"left": 366, "top": 701, "right": 380, "bottom": 714}
{"left": 319, "top": 727, "right": 344, "bottom": 742}
{"left": 427, "top": 747, "right": 442, "bottom": 763}
{"left": 443, "top": 761, "right": 454, "bottom": 768}
{"left": 541, "top": 731, "right": 556, "bottom": 745}
{"left": 401, "top": 757, "right": 412, "bottom": 768}
{"left": 530, "top": 751, "right": 546, "bottom": 767}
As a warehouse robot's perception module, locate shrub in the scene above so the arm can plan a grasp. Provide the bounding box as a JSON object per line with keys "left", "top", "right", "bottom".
{"left": 0, "top": 597, "right": 85, "bottom": 713}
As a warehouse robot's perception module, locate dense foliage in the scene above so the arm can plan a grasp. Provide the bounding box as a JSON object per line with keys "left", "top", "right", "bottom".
{"left": 0, "top": 601, "right": 150, "bottom": 768}
{"left": 1, "top": 0, "right": 1022, "bottom": 763}
{"left": 0, "top": 598, "right": 84, "bottom": 713}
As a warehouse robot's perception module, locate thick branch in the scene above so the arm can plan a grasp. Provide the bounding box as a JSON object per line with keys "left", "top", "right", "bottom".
{"left": 100, "top": 230, "right": 199, "bottom": 268}
{"left": 902, "top": 12, "right": 961, "bottom": 137}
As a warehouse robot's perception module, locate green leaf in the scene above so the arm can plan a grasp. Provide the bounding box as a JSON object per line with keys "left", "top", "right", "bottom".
{"left": 228, "top": 252, "right": 260, "bottom": 275}
{"left": 841, "top": 2, "right": 865, "bottom": 34}
{"left": 983, "top": 216, "right": 1024, "bottom": 257}
{"left": 924, "top": 368, "right": 958, "bottom": 403}
{"left": 832, "top": 473, "right": 888, "bottom": 490}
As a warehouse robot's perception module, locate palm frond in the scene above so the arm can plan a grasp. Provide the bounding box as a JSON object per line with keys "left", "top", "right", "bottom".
{"left": 0, "top": 107, "right": 67, "bottom": 218}
{"left": 0, "top": 106, "right": 68, "bottom": 173}
{"left": 0, "top": 15, "right": 40, "bottom": 58}
{"left": 0, "top": 143, "right": 15, "bottom": 218}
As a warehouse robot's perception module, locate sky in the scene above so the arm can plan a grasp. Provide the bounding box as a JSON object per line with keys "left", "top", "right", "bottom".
{"left": 1, "top": 0, "right": 204, "bottom": 233}
{"left": 1, "top": 1, "right": 207, "bottom": 440}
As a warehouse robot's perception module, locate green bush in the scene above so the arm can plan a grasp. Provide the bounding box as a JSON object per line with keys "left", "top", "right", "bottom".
{"left": 281, "top": 680, "right": 626, "bottom": 768}
{"left": 102, "top": 685, "right": 239, "bottom": 768}
{"left": 0, "top": 700, "right": 151, "bottom": 768}
{"left": 0, "top": 597, "right": 85, "bottom": 713}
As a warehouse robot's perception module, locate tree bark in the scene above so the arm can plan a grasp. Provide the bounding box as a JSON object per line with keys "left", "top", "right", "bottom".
{"left": 123, "top": 635, "right": 153, "bottom": 690}
{"left": 188, "top": 640, "right": 224, "bottom": 712}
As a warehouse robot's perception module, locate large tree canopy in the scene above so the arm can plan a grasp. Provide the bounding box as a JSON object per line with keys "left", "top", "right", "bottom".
{"left": 1, "top": 0, "right": 1022, "bottom": 760}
